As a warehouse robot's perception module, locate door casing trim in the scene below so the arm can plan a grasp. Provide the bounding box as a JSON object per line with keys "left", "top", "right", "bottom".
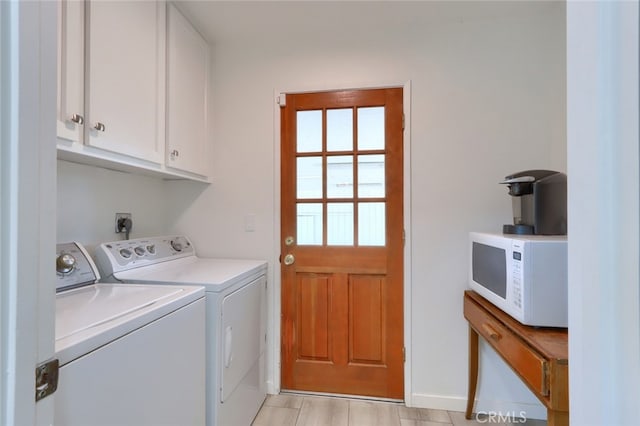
{"left": 270, "top": 81, "right": 413, "bottom": 405}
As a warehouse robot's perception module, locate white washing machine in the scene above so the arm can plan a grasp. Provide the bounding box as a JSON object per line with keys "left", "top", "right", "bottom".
{"left": 54, "top": 242, "right": 206, "bottom": 426}
{"left": 94, "top": 236, "right": 268, "bottom": 426}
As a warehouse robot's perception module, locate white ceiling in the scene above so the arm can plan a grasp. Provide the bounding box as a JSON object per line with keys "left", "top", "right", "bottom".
{"left": 175, "top": 0, "right": 562, "bottom": 45}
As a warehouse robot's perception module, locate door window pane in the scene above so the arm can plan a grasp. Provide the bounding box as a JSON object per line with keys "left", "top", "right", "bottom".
{"left": 358, "top": 202, "right": 385, "bottom": 246}
{"left": 297, "top": 203, "right": 323, "bottom": 245}
{"left": 297, "top": 110, "right": 322, "bottom": 152}
{"left": 297, "top": 157, "right": 323, "bottom": 199}
{"left": 358, "top": 155, "right": 385, "bottom": 198}
{"left": 327, "top": 156, "right": 353, "bottom": 199}
{"left": 357, "top": 107, "right": 385, "bottom": 150}
{"left": 327, "top": 108, "right": 353, "bottom": 152}
{"left": 327, "top": 203, "right": 354, "bottom": 246}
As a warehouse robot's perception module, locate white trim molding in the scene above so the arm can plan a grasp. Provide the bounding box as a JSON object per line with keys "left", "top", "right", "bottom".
{"left": 270, "top": 81, "right": 413, "bottom": 403}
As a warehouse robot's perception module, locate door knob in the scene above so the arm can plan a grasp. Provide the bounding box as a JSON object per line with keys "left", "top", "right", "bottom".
{"left": 283, "top": 254, "right": 295, "bottom": 266}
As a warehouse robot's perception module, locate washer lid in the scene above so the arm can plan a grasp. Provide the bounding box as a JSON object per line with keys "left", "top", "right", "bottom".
{"left": 55, "top": 283, "right": 204, "bottom": 366}
{"left": 56, "top": 284, "right": 183, "bottom": 339}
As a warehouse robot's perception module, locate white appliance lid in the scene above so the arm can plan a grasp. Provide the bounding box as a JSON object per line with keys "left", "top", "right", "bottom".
{"left": 112, "top": 257, "right": 267, "bottom": 291}
{"left": 55, "top": 283, "right": 204, "bottom": 366}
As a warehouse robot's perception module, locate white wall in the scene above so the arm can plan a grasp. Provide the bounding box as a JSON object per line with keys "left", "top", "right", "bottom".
{"left": 166, "top": 3, "right": 566, "bottom": 419}
{"left": 57, "top": 160, "right": 170, "bottom": 249}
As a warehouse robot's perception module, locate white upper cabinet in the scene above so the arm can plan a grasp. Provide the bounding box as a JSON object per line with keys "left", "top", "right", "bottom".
{"left": 85, "top": 0, "right": 165, "bottom": 164}
{"left": 166, "top": 3, "right": 210, "bottom": 177}
{"left": 57, "top": 0, "right": 85, "bottom": 143}
{"left": 56, "top": 0, "right": 210, "bottom": 182}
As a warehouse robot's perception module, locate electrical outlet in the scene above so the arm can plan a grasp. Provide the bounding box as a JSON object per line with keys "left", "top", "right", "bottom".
{"left": 115, "top": 213, "right": 132, "bottom": 233}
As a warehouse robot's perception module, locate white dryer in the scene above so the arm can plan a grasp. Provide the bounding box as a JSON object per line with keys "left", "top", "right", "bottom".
{"left": 94, "top": 236, "right": 268, "bottom": 426}
{"left": 55, "top": 242, "right": 206, "bottom": 426}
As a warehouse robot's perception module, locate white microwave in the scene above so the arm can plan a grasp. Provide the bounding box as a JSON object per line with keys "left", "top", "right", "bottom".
{"left": 469, "top": 232, "right": 568, "bottom": 328}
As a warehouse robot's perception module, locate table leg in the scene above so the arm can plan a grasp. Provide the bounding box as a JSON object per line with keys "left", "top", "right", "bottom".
{"left": 546, "top": 409, "right": 569, "bottom": 426}
{"left": 466, "top": 325, "right": 479, "bottom": 420}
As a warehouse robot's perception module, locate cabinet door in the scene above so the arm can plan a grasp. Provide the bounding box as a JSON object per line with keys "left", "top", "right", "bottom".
{"left": 57, "top": 0, "right": 84, "bottom": 143}
{"left": 166, "top": 3, "right": 209, "bottom": 177}
{"left": 86, "top": 0, "right": 165, "bottom": 164}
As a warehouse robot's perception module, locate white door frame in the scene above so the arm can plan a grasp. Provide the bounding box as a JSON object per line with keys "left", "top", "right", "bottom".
{"left": 567, "top": 1, "right": 640, "bottom": 424}
{"left": 1, "top": 1, "right": 57, "bottom": 424}
{"left": 269, "top": 81, "right": 413, "bottom": 404}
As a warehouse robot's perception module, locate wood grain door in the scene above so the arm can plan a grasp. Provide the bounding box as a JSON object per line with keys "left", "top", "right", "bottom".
{"left": 280, "top": 88, "right": 404, "bottom": 399}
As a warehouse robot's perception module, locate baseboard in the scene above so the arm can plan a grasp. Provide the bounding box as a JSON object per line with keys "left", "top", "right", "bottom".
{"left": 266, "top": 379, "right": 278, "bottom": 395}
{"left": 409, "top": 392, "right": 547, "bottom": 421}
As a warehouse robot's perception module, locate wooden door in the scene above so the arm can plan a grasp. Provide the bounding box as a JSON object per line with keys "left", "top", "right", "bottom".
{"left": 280, "top": 88, "right": 404, "bottom": 399}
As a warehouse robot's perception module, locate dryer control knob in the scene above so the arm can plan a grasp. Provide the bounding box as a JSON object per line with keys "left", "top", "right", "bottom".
{"left": 56, "top": 253, "right": 76, "bottom": 274}
{"left": 119, "top": 248, "right": 133, "bottom": 259}
{"left": 134, "top": 246, "right": 146, "bottom": 256}
{"left": 170, "top": 239, "right": 183, "bottom": 252}
{"left": 146, "top": 245, "right": 156, "bottom": 254}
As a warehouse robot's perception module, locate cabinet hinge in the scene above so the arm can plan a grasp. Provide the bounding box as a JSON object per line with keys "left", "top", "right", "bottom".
{"left": 402, "top": 113, "right": 405, "bottom": 130}
{"left": 402, "top": 347, "right": 406, "bottom": 363}
{"left": 35, "top": 359, "right": 59, "bottom": 401}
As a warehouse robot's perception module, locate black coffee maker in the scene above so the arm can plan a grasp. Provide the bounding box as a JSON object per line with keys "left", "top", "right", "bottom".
{"left": 500, "top": 170, "right": 567, "bottom": 235}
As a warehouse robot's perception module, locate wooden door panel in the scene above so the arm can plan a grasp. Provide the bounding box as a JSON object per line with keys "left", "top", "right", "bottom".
{"left": 350, "top": 275, "right": 385, "bottom": 364}
{"left": 297, "top": 274, "right": 331, "bottom": 360}
{"left": 281, "top": 88, "right": 404, "bottom": 399}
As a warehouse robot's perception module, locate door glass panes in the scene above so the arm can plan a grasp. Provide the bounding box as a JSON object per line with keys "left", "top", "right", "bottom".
{"left": 297, "top": 157, "right": 323, "bottom": 199}
{"left": 327, "top": 108, "right": 353, "bottom": 152}
{"left": 295, "top": 103, "right": 389, "bottom": 247}
{"left": 328, "top": 203, "right": 354, "bottom": 246}
{"left": 327, "top": 156, "right": 353, "bottom": 198}
{"left": 297, "top": 203, "right": 323, "bottom": 245}
{"left": 358, "top": 202, "right": 385, "bottom": 246}
{"left": 297, "top": 110, "right": 322, "bottom": 152}
{"left": 357, "top": 107, "right": 385, "bottom": 150}
{"left": 358, "top": 155, "right": 385, "bottom": 198}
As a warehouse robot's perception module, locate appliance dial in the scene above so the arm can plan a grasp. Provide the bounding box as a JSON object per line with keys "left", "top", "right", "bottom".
{"left": 119, "top": 248, "right": 133, "bottom": 259}
{"left": 134, "top": 246, "right": 146, "bottom": 256}
{"left": 56, "top": 253, "right": 76, "bottom": 274}
{"left": 146, "top": 245, "right": 156, "bottom": 254}
{"left": 170, "top": 239, "right": 183, "bottom": 252}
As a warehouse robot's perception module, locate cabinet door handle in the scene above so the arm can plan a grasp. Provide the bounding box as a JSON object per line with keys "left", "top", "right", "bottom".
{"left": 481, "top": 323, "right": 502, "bottom": 341}
{"left": 70, "top": 113, "right": 84, "bottom": 125}
{"left": 170, "top": 149, "right": 179, "bottom": 159}
{"left": 93, "top": 122, "right": 106, "bottom": 132}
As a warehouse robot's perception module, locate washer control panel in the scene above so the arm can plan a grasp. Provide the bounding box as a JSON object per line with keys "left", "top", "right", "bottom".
{"left": 56, "top": 242, "right": 100, "bottom": 292}
{"left": 94, "top": 236, "right": 195, "bottom": 276}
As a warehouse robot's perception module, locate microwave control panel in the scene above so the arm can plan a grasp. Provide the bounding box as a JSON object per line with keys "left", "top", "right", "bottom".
{"left": 510, "top": 242, "right": 524, "bottom": 312}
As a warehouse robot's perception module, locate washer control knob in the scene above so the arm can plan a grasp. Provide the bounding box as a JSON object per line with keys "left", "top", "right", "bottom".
{"left": 56, "top": 253, "right": 76, "bottom": 274}
{"left": 119, "top": 248, "right": 133, "bottom": 259}
{"left": 134, "top": 246, "right": 146, "bottom": 256}
{"left": 146, "top": 245, "right": 156, "bottom": 254}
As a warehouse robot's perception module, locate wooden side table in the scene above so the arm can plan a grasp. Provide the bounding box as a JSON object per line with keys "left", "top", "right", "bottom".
{"left": 463, "top": 290, "right": 569, "bottom": 426}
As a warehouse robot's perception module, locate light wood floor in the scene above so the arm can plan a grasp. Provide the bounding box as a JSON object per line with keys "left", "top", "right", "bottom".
{"left": 251, "top": 394, "right": 548, "bottom": 426}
